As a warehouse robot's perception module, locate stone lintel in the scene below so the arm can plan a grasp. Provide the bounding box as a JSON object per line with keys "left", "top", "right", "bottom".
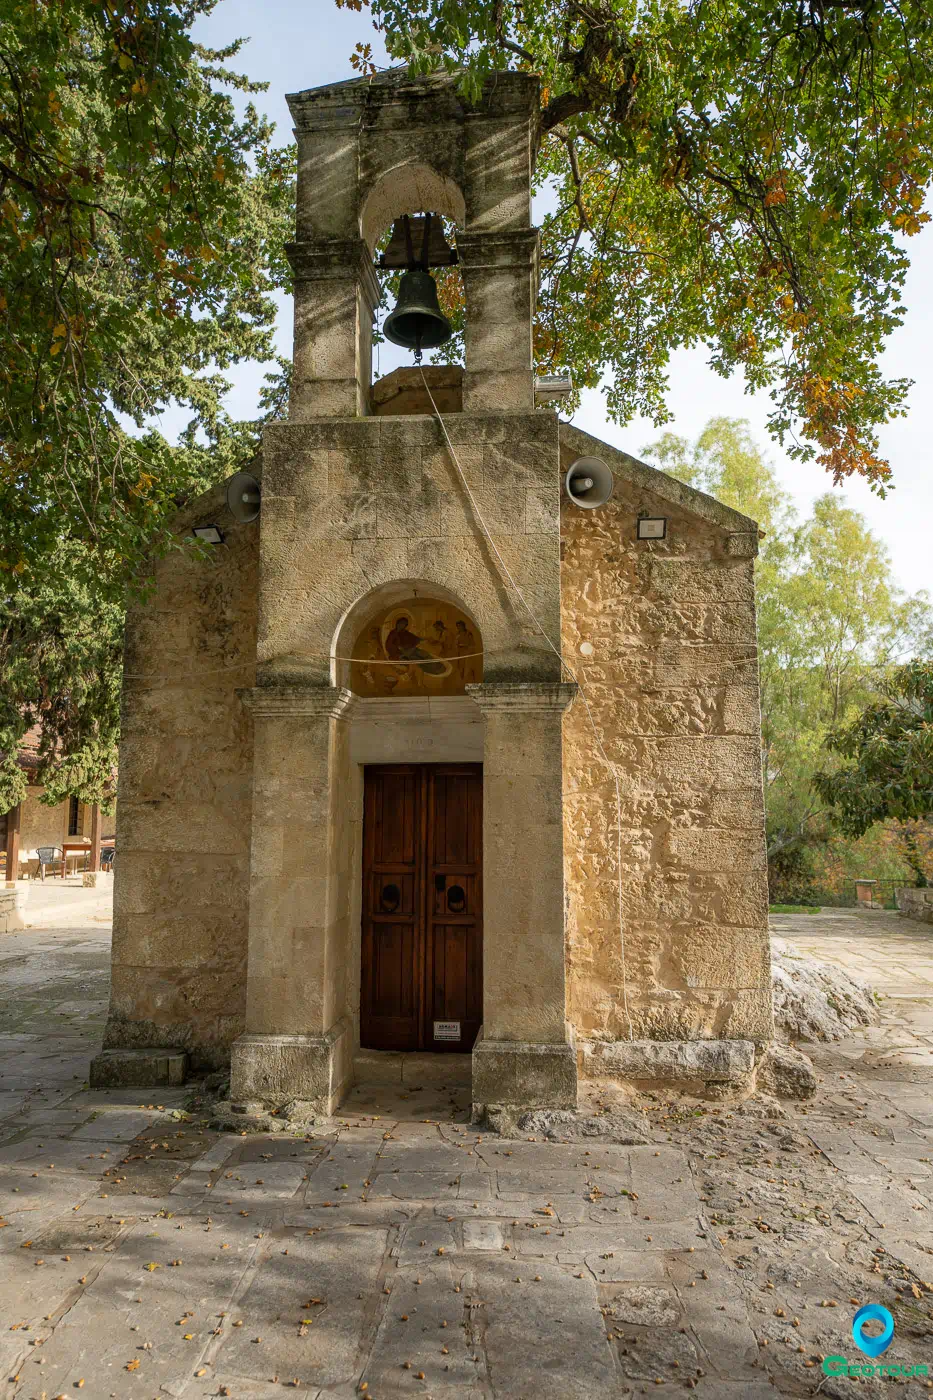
{"left": 583, "top": 1038, "right": 756, "bottom": 1084}
{"left": 238, "top": 684, "right": 357, "bottom": 721}
{"left": 286, "top": 70, "right": 540, "bottom": 129}
{"left": 89, "top": 1048, "right": 188, "bottom": 1088}
{"left": 466, "top": 681, "right": 577, "bottom": 714}
{"left": 230, "top": 1022, "right": 352, "bottom": 1113}
{"left": 456, "top": 228, "right": 540, "bottom": 270}
{"left": 472, "top": 1031, "right": 577, "bottom": 1111}
{"left": 285, "top": 238, "right": 381, "bottom": 308}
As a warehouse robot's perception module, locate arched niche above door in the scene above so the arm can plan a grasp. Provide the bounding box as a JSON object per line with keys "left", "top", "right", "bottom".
{"left": 349, "top": 596, "right": 483, "bottom": 698}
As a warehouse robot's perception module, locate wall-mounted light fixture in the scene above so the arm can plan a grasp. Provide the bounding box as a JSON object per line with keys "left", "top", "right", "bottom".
{"left": 636, "top": 516, "right": 667, "bottom": 541}
{"left": 535, "top": 374, "right": 573, "bottom": 402}
{"left": 192, "top": 524, "right": 224, "bottom": 544}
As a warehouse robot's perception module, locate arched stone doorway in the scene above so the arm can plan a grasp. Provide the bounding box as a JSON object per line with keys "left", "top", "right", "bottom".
{"left": 337, "top": 584, "right": 485, "bottom": 1058}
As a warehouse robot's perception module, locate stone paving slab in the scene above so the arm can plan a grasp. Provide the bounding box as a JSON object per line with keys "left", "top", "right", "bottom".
{"left": 302, "top": 1143, "right": 381, "bottom": 1202}
{"left": 5, "top": 1214, "right": 261, "bottom": 1398}
{"left": 71, "top": 1108, "right": 164, "bottom": 1141}
{"left": 371, "top": 1171, "right": 463, "bottom": 1200}
{"left": 217, "top": 1226, "right": 389, "bottom": 1388}
{"left": 359, "top": 1259, "right": 478, "bottom": 1397}
{"left": 8, "top": 910, "right": 933, "bottom": 1396}
{"left": 375, "top": 1140, "right": 487, "bottom": 1172}
{"left": 472, "top": 1257, "right": 618, "bottom": 1399}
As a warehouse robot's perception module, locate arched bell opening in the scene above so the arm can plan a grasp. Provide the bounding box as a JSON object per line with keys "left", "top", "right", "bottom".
{"left": 361, "top": 163, "right": 466, "bottom": 401}
{"left": 360, "top": 161, "right": 466, "bottom": 254}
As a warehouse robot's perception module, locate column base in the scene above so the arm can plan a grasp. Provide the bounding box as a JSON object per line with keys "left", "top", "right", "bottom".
{"left": 229, "top": 1020, "right": 352, "bottom": 1114}
{"left": 471, "top": 1028, "right": 577, "bottom": 1113}
{"left": 89, "top": 1048, "right": 188, "bottom": 1088}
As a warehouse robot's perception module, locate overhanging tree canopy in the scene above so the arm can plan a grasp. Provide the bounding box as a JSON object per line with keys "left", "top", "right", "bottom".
{"left": 348, "top": 0, "right": 933, "bottom": 489}
{"left": 0, "top": 0, "right": 293, "bottom": 590}
{"left": 1, "top": 0, "right": 294, "bottom": 801}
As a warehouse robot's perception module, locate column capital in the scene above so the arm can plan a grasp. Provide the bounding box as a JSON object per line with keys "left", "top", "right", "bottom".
{"left": 465, "top": 681, "right": 577, "bottom": 714}
{"left": 285, "top": 237, "right": 381, "bottom": 309}
{"left": 238, "top": 684, "right": 358, "bottom": 721}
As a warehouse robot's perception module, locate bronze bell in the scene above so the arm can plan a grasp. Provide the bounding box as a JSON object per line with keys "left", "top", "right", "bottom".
{"left": 380, "top": 212, "right": 454, "bottom": 361}
{"left": 383, "top": 268, "right": 452, "bottom": 357}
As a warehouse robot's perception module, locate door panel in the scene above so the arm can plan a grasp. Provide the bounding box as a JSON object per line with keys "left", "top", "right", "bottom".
{"left": 360, "top": 767, "right": 423, "bottom": 1051}
{"left": 427, "top": 768, "right": 482, "bottom": 1052}
{"left": 360, "top": 764, "right": 482, "bottom": 1053}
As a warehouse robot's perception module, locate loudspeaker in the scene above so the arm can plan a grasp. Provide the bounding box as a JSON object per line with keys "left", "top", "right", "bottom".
{"left": 565, "top": 455, "right": 614, "bottom": 509}
{"left": 225, "top": 471, "right": 261, "bottom": 524}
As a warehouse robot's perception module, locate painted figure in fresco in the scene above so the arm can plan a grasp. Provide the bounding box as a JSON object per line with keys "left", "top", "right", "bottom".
{"left": 455, "top": 618, "right": 478, "bottom": 683}
{"left": 361, "top": 626, "right": 382, "bottom": 688}
{"left": 385, "top": 616, "right": 447, "bottom": 678}
{"left": 352, "top": 603, "right": 477, "bottom": 697}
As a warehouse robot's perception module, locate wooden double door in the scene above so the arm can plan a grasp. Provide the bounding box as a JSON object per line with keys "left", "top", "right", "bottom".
{"left": 361, "top": 764, "right": 482, "bottom": 1053}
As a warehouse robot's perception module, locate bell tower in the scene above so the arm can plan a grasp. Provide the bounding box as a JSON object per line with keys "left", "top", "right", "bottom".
{"left": 285, "top": 69, "right": 540, "bottom": 417}
{"left": 231, "top": 69, "right": 578, "bottom": 1118}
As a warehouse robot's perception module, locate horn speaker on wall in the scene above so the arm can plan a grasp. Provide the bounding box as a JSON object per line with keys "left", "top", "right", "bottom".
{"left": 225, "top": 471, "right": 261, "bottom": 524}
{"left": 565, "top": 455, "right": 614, "bottom": 509}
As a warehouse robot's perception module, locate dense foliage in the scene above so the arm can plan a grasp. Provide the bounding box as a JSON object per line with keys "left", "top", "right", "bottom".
{"left": 815, "top": 660, "right": 933, "bottom": 848}
{"left": 354, "top": 0, "right": 933, "bottom": 489}
{"left": 0, "top": 0, "right": 293, "bottom": 801}
{"left": 0, "top": 543, "right": 123, "bottom": 812}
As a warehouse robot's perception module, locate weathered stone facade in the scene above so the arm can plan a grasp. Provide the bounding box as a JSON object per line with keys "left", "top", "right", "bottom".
{"left": 94, "top": 67, "right": 771, "bottom": 1106}
{"left": 103, "top": 478, "right": 258, "bottom": 1069}
{"left": 559, "top": 425, "right": 771, "bottom": 1049}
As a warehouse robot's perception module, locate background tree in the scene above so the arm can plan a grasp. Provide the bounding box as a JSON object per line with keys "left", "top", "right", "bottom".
{"left": 0, "top": 0, "right": 294, "bottom": 804}
{"left": 353, "top": 0, "right": 933, "bottom": 489}
{"left": 0, "top": 542, "right": 123, "bottom": 814}
{"left": 815, "top": 659, "right": 933, "bottom": 885}
{"left": 1, "top": 0, "right": 294, "bottom": 584}
{"left": 642, "top": 419, "right": 932, "bottom": 890}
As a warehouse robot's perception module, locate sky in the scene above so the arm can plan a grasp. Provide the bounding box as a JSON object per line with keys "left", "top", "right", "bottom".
{"left": 187, "top": 0, "right": 933, "bottom": 597}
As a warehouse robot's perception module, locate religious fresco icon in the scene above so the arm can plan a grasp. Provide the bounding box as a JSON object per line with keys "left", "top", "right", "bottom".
{"left": 350, "top": 598, "right": 482, "bottom": 697}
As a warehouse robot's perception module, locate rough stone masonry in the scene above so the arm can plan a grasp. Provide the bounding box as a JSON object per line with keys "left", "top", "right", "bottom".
{"left": 94, "top": 66, "right": 772, "bottom": 1113}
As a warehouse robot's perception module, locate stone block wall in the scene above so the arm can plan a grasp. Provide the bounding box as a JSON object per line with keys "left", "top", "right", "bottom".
{"left": 259, "top": 412, "right": 561, "bottom": 687}
{"left": 0, "top": 885, "right": 26, "bottom": 933}
{"left": 558, "top": 425, "right": 772, "bottom": 1049}
{"left": 17, "top": 788, "right": 69, "bottom": 875}
{"left": 103, "top": 482, "right": 259, "bottom": 1069}
{"left": 897, "top": 888, "right": 933, "bottom": 926}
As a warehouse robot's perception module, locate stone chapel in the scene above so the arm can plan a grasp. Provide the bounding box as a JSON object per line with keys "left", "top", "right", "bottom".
{"left": 92, "top": 68, "right": 773, "bottom": 1113}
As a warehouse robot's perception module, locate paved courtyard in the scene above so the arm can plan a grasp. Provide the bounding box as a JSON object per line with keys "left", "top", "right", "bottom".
{"left": 3, "top": 896, "right": 933, "bottom": 1397}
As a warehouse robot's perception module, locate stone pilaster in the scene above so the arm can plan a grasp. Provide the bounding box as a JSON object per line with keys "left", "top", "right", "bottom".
{"left": 466, "top": 681, "right": 578, "bottom": 1111}
{"left": 229, "top": 685, "right": 357, "bottom": 1110}
{"left": 457, "top": 230, "right": 539, "bottom": 413}
{"left": 286, "top": 240, "right": 381, "bottom": 421}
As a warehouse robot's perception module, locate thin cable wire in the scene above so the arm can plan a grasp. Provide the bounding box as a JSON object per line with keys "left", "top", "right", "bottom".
{"left": 419, "top": 367, "right": 633, "bottom": 1041}
{"left": 122, "top": 650, "right": 487, "bottom": 682}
